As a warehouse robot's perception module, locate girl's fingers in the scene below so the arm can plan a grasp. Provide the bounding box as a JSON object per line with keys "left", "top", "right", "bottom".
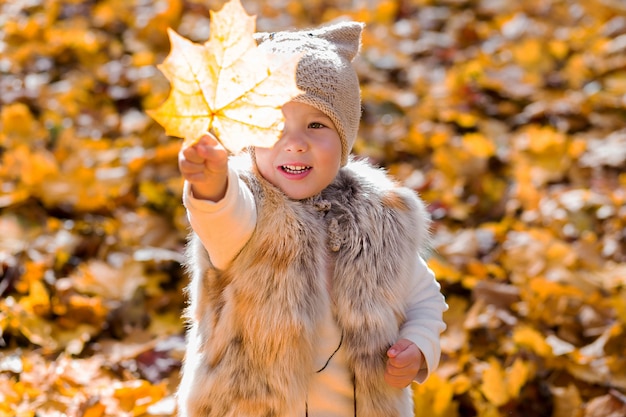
{"left": 383, "top": 369, "right": 413, "bottom": 388}
{"left": 387, "top": 362, "right": 411, "bottom": 374}
{"left": 179, "top": 133, "right": 228, "bottom": 184}
{"left": 388, "top": 352, "right": 416, "bottom": 369}
{"left": 200, "top": 132, "right": 220, "bottom": 146}
{"left": 181, "top": 145, "right": 205, "bottom": 164}
{"left": 179, "top": 159, "right": 205, "bottom": 174}
{"left": 181, "top": 137, "right": 224, "bottom": 164}
{"left": 194, "top": 133, "right": 221, "bottom": 155}
{"left": 384, "top": 340, "right": 423, "bottom": 388}
{"left": 184, "top": 171, "right": 212, "bottom": 183}
{"left": 384, "top": 358, "right": 419, "bottom": 388}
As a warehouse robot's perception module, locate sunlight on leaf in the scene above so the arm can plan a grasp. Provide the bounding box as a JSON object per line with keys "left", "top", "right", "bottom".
{"left": 480, "top": 358, "right": 509, "bottom": 406}
{"left": 113, "top": 380, "right": 166, "bottom": 415}
{"left": 506, "top": 358, "right": 532, "bottom": 399}
{"left": 0, "top": 103, "right": 47, "bottom": 143}
{"left": 551, "top": 384, "right": 583, "bottom": 417}
{"left": 413, "top": 373, "right": 458, "bottom": 417}
{"left": 147, "top": 0, "right": 303, "bottom": 152}
{"left": 462, "top": 133, "right": 496, "bottom": 159}
{"left": 512, "top": 325, "right": 552, "bottom": 357}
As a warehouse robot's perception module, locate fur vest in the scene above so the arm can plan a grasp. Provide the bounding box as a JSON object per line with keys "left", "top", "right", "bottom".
{"left": 178, "top": 157, "right": 431, "bottom": 417}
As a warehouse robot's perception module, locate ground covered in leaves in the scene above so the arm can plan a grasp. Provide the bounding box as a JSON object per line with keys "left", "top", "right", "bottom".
{"left": 1, "top": 0, "right": 625, "bottom": 416}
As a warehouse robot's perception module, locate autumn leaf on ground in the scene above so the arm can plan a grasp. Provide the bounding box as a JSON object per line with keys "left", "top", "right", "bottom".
{"left": 147, "top": 0, "right": 303, "bottom": 152}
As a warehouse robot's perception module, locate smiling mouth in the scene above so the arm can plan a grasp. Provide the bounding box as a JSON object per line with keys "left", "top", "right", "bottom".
{"left": 281, "top": 165, "right": 312, "bottom": 174}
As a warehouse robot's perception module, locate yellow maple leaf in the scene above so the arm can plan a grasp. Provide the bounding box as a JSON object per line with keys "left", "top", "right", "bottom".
{"left": 147, "top": 0, "right": 302, "bottom": 152}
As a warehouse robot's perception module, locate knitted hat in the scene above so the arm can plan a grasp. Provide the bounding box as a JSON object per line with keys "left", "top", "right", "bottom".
{"left": 255, "top": 21, "right": 364, "bottom": 166}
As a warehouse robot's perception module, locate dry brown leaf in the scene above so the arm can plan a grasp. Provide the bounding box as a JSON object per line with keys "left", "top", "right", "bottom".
{"left": 584, "top": 393, "right": 626, "bottom": 417}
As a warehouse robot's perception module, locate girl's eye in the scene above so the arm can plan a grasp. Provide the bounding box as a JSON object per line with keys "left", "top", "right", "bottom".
{"left": 309, "top": 122, "right": 325, "bottom": 129}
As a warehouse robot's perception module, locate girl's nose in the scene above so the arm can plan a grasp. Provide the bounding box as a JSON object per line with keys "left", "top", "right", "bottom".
{"left": 281, "top": 129, "right": 308, "bottom": 153}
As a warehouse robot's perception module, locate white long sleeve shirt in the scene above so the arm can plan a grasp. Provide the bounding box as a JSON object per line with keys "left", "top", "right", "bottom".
{"left": 183, "top": 168, "right": 447, "bottom": 417}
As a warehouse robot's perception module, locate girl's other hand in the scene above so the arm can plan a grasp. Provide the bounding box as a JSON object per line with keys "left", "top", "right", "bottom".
{"left": 384, "top": 339, "right": 424, "bottom": 388}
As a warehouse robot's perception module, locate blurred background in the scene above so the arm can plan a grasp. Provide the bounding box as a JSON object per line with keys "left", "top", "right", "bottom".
{"left": 1, "top": 0, "right": 625, "bottom": 415}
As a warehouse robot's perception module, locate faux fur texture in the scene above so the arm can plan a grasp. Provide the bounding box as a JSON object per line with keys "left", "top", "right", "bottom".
{"left": 178, "top": 156, "right": 431, "bottom": 417}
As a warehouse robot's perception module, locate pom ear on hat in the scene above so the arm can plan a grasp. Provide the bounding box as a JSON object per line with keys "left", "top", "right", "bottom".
{"left": 306, "top": 20, "right": 363, "bottom": 62}
{"left": 255, "top": 21, "right": 363, "bottom": 60}
{"left": 254, "top": 21, "right": 364, "bottom": 166}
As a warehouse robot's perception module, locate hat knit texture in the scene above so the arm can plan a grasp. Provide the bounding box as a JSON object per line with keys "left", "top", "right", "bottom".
{"left": 256, "top": 21, "right": 364, "bottom": 166}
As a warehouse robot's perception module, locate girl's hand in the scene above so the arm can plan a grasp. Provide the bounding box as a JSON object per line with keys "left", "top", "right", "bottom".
{"left": 178, "top": 133, "right": 229, "bottom": 201}
{"left": 384, "top": 339, "right": 424, "bottom": 388}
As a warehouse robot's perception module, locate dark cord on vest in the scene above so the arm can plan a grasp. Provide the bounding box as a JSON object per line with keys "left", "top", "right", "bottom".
{"left": 315, "top": 331, "right": 344, "bottom": 373}
{"left": 306, "top": 331, "right": 357, "bottom": 416}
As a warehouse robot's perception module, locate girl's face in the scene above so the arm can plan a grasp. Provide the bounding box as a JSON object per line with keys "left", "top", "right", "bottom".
{"left": 255, "top": 101, "right": 342, "bottom": 200}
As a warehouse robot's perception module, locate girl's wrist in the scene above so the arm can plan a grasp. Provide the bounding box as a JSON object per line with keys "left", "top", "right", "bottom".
{"left": 190, "top": 177, "right": 228, "bottom": 202}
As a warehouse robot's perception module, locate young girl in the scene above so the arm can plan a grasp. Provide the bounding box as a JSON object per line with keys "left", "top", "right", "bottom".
{"left": 176, "top": 21, "right": 447, "bottom": 417}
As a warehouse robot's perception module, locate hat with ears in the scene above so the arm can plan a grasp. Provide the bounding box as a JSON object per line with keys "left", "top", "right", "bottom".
{"left": 255, "top": 21, "right": 364, "bottom": 166}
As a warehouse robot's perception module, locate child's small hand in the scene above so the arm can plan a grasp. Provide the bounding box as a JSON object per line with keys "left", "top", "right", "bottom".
{"left": 384, "top": 339, "right": 424, "bottom": 388}
{"left": 178, "top": 133, "right": 229, "bottom": 201}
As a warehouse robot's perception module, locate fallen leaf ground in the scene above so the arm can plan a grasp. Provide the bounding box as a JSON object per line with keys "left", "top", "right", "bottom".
{"left": 1, "top": 0, "right": 625, "bottom": 416}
